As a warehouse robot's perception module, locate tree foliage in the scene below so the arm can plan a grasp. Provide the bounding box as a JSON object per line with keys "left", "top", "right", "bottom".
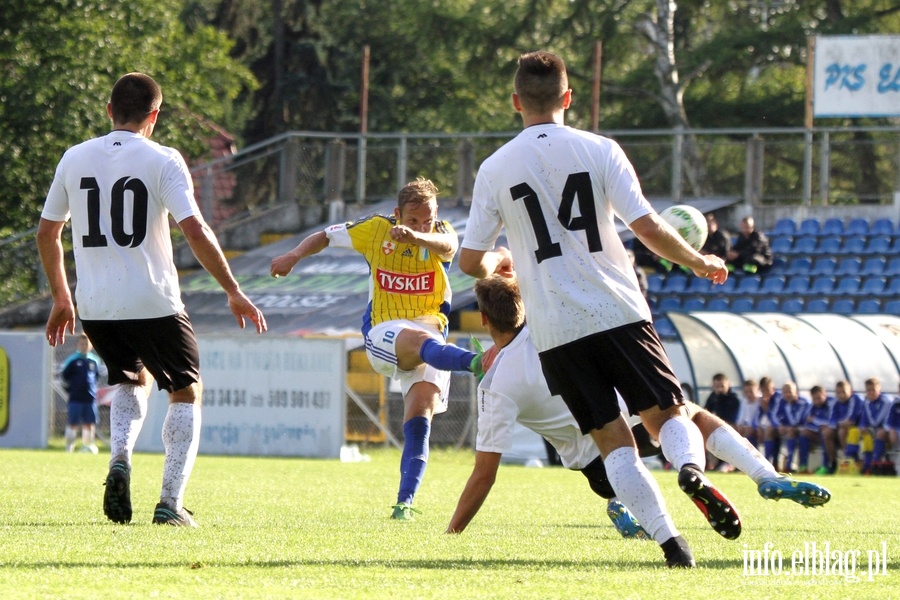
{"left": 0, "top": 0, "right": 255, "bottom": 235}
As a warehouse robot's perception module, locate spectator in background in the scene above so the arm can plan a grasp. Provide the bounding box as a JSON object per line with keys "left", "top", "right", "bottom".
{"left": 857, "top": 377, "right": 893, "bottom": 474}
{"left": 632, "top": 237, "right": 678, "bottom": 274}
{"left": 833, "top": 380, "right": 865, "bottom": 463}
{"left": 701, "top": 214, "right": 731, "bottom": 260}
{"left": 756, "top": 377, "right": 783, "bottom": 466}
{"left": 736, "top": 379, "right": 761, "bottom": 449}
{"left": 60, "top": 333, "right": 105, "bottom": 454}
{"left": 802, "top": 386, "right": 835, "bottom": 475}
{"left": 726, "top": 216, "right": 773, "bottom": 274}
{"left": 626, "top": 248, "right": 649, "bottom": 297}
{"left": 775, "top": 382, "right": 810, "bottom": 473}
{"left": 887, "top": 385, "right": 900, "bottom": 460}
{"left": 704, "top": 373, "right": 741, "bottom": 471}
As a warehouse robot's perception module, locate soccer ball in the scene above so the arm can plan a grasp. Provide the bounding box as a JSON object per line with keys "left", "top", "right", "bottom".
{"left": 659, "top": 204, "right": 708, "bottom": 251}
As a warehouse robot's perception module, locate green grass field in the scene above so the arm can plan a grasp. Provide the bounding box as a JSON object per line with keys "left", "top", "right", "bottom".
{"left": 1, "top": 445, "right": 898, "bottom": 599}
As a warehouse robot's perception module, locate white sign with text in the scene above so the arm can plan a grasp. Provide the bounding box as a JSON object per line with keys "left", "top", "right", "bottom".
{"left": 135, "top": 335, "right": 346, "bottom": 457}
{"left": 814, "top": 34, "right": 900, "bottom": 117}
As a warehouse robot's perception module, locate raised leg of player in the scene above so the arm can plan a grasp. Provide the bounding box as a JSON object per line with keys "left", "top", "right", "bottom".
{"left": 651, "top": 412, "right": 707, "bottom": 471}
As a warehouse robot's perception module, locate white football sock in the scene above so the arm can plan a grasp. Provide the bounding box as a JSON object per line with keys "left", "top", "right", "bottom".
{"left": 604, "top": 446, "right": 679, "bottom": 544}
{"left": 658, "top": 415, "right": 706, "bottom": 471}
{"left": 108, "top": 384, "right": 148, "bottom": 468}
{"left": 65, "top": 426, "right": 77, "bottom": 452}
{"left": 160, "top": 402, "right": 201, "bottom": 511}
{"left": 707, "top": 426, "right": 778, "bottom": 483}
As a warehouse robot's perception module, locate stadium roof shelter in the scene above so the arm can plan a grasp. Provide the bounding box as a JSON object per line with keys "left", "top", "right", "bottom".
{"left": 664, "top": 312, "right": 900, "bottom": 398}
{"left": 181, "top": 197, "right": 739, "bottom": 336}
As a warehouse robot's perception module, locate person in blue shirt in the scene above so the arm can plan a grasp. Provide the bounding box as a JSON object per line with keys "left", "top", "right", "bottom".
{"left": 857, "top": 378, "right": 893, "bottom": 474}
{"left": 887, "top": 385, "right": 900, "bottom": 461}
{"left": 831, "top": 380, "right": 865, "bottom": 462}
{"left": 776, "top": 382, "right": 811, "bottom": 472}
{"left": 801, "top": 386, "right": 835, "bottom": 474}
{"left": 755, "top": 376, "right": 783, "bottom": 466}
{"left": 703, "top": 373, "right": 741, "bottom": 470}
{"left": 60, "top": 333, "right": 104, "bottom": 453}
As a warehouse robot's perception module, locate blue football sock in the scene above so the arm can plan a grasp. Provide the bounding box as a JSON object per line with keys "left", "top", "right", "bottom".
{"left": 862, "top": 451, "right": 873, "bottom": 472}
{"left": 397, "top": 416, "right": 431, "bottom": 505}
{"left": 797, "top": 436, "right": 809, "bottom": 467}
{"left": 419, "top": 337, "right": 476, "bottom": 372}
{"left": 873, "top": 439, "right": 886, "bottom": 461}
{"left": 763, "top": 440, "right": 777, "bottom": 464}
{"left": 784, "top": 438, "right": 796, "bottom": 469}
{"left": 845, "top": 443, "right": 859, "bottom": 460}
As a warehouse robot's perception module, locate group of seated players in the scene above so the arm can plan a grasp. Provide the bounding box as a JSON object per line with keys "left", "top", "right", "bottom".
{"left": 703, "top": 373, "right": 900, "bottom": 476}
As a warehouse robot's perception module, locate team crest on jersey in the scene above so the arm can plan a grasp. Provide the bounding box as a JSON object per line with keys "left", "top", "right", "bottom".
{"left": 382, "top": 241, "right": 396, "bottom": 255}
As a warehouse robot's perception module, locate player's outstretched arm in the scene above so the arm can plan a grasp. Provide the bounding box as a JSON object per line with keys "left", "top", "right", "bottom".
{"left": 36, "top": 218, "right": 76, "bottom": 346}
{"left": 446, "top": 450, "right": 502, "bottom": 533}
{"left": 458, "top": 247, "right": 514, "bottom": 280}
{"left": 270, "top": 230, "right": 330, "bottom": 278}
{"left": 179, "top": 215, "right": 267, "bottom": 334}
{"left": 390, "top": 225, "right": 458, "bottom": 260}
{"left": 630, "top": 213, "right": 728, "bottom": 284}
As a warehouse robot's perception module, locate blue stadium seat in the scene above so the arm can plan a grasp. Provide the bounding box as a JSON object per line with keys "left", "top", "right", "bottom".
{"left": 758, "top": 275, "right": 786, "bottom": 295}
{"left": 884, "top": 277, "right": 900, "bottom": 297}
{"left": 717, "top": 277, "right": 737, "bottom": 293}
{"left": 771, "top": 237, "right": 793, "bottom": 255}
{"left": 856, "top": 299, "right": 882, "bottom": 314}
{"left": 659, "top": 297, "right": 682, "bottom": 311}
{"left": 798, "top": 218, "right": 820, "bottom": 236}
{"left": 736, "top": 275, "right": 762, "bottom": 294}
{"left": 731, "top": 298, "right": 755, "bottom": 312}
{"left": 831, "top": 299, "right": 855, "bottom": 314}
{"left": 835, "top": 257, "right": 862, "bottom": 276}
{"left": 806, "top": 298, "right": 829, "bottom": 313}
{"left": 890, "top": 237, "right": 900, "bottom": 253}
{"left": 835, "top": 276, "right": 860, "bottom": 295}
{"left": 683, "top": 298, "right": 706, "bottom": 311}
{"left": 647, "top": 274, "right": 664, "bottom": 294}
{"left": 857, "top": 276, "right": 886, "bottom": 296}
{"left": 662, "top": 274, "right": 688, "bottom": 294}
{"left": 686, "top": 277, "right": 713, "bottom": 295}
{"left": 785, "top": 275, "right": 811, "bottom": 295}
{"left": 859, "top": 257, "right": 885, "bottom": 276}
{"left": 654, "top": 316, "right": 678, "bottom": 338}
{"left": 793, "top": 236, "right": 818, "bottom": 254}
{"left": 756, "top": 298, "right": 780, "bottom": 312}
{"left": 842, "top": 236, "right": 866, "bottom": 254}
{"left": 870, "top": 218, "right": 894, "bottom": 236}
{"left": 884, "top": 299, "right": 900, "bottom": 315}
{"left": 863, "top": 236, "right": 891, "bottom": 255}
{"left": 809, "top": 257, "right": 836, "bottom": 275}
{"left": 785, "top": 256, "right": 812, "bottom": 275}
{"left": 707, "top": 298, "right": 730, "bottom": 311}
{"left": 821, "top": 218, "right": 844, "bottom": 236}
{"left": 770, "top": 256, "right": 788, "bottom": 274}
{"left": 885, "top": 257, "right": 900, "bottom": 277}
{"left": 771, "top": 218, "right": 797, "bottom": 236}
{"left": 814, "top": 238, "right": 841, "bottom": 255}
{"left": 781, "top": 298, "right": 804, "bottom": 313}
{"left": 846, "top": 218, "right": 869, "bottom": 235}
{"left": 810, "top": 276, "right": 836, "bottom": 295}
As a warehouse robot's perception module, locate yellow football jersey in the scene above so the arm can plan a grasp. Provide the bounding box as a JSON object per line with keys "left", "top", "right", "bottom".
{"left": 325, "top": 214, "right": 456, "bottom": 333}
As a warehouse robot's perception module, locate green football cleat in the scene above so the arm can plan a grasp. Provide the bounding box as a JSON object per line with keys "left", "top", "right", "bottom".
{"left": 757, "top": 476, "right": 831, "bottom": 507}
{"left": 469, "top": 337, "right": 485, "bottom": 382}
{"left": 390, "top": 503, "right": 421, "bottom": 521}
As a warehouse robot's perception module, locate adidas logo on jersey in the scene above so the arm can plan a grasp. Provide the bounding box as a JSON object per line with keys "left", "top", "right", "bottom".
{"left": 402, "top": 248, "right": 413, "bottom": 257}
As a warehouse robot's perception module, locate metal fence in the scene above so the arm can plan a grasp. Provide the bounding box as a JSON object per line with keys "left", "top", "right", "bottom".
{"left": 191, "top": 126, "right": 900, "bottom": 223}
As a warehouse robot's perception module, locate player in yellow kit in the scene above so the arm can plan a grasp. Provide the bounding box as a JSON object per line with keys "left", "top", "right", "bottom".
{"left": 271, "top": 177, "right": 482, "bottom": 519}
